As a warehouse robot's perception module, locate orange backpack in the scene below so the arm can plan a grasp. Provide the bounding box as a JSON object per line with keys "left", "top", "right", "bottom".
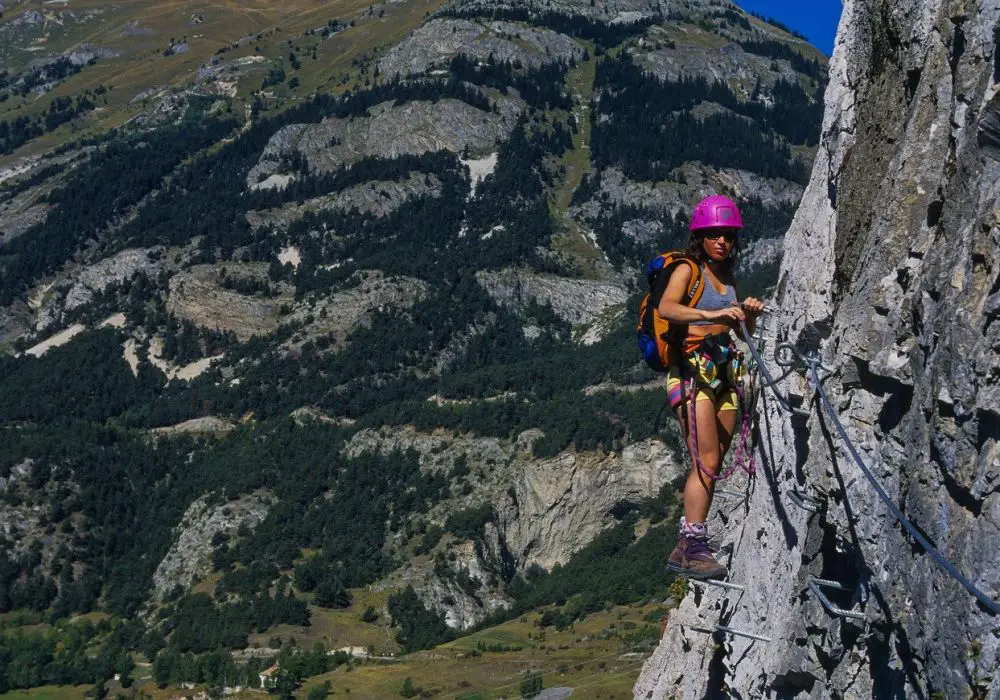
{"left": 636, "top": 252, "right": 704, "bottom": 371}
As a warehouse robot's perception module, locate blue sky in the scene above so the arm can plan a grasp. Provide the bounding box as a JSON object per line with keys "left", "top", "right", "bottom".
{"left": 736, "top": 0, "right": 843, "bottom": 56}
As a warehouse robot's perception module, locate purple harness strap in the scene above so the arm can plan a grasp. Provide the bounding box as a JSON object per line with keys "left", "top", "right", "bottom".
{"left": 684, "top": 361, "right": 757, "bottom": 483}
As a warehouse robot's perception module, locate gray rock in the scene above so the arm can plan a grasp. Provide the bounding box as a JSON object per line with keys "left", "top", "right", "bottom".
{"left": 246, "top": 172, "right": 442, "bottom": 230}
{"left": 283, "top": 270, "right": 430, "bottom": 348}
{"left": 349, "top": 425, "right": 686, "bottom": 629}
{"left": 66, "top": 43, "right": 119, "bottom": 66}
{"left": 439, "top": 0, "right": 669, "bottom": 24}
{"left": 377, "top": 538, "right": 513, "bottom": 630}
{"left": 572, "top": 165, "right": 803, "bottom": 224}
{"left": 637, "top": 0, "right": 1000, "bottom": 698}
{"left": 536, "top": 689, "right": 573, "bottom": 700}
{"left": 248, "top": 96, "right": 523, "bottom": 186}
{"left": 64, "top": 248, "right": 164, "bottom": 312}
{"left": 151, "top": 492, "right": 274, "bottom": 603}
{"left": 378, "top": 18, "right": 581, "bottom": 79}
{"left": 167, "top": 263, "right": 291, "bottom": 341}
{"left": 476, "top": 267, "right": 628, "bottom": 328}
{"left": 635, "top": 33, "right": 802, "bottom": 98}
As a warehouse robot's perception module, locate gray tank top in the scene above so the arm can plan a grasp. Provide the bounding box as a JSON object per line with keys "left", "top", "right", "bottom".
{"left": 691, "top": 269, "right": 737, "bottom": 325}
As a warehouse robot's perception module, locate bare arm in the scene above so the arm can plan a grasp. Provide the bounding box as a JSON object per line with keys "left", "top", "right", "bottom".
{"left": 741, "top": 296, "right": 765, "bottom": 335}
{"left": 657, "top": 264, "right": 746, "bottom": 325}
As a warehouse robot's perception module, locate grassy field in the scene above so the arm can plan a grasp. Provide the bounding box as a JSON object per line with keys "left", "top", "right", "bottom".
{"left": 295, "top": 604, "right": 663, "bottom": 700}
{"left": 248, "top": 587, "right": 401, "bottom": 655}
{"left": 548, "top": 40, "right": 607, "bottom": 280}
{"left": 0, "top": 686, "right": 91, "bottom": 700}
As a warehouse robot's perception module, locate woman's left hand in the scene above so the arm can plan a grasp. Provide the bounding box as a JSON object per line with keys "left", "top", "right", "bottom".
{"left": 741, "top": 297, "right": 765, "bottom": 317}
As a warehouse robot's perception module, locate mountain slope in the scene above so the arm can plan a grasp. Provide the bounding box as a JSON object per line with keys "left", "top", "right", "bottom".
{"left": 0, "top": 0, "right": 827, "bottom": 695}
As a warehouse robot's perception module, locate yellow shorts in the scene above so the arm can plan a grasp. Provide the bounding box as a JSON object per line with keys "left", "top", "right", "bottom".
{"left": 666, "top": 366, "right": 739, "bottom": 412}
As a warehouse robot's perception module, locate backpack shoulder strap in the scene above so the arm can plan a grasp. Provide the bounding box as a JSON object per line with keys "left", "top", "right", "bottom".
{"left": 652, "top": 254, "right": 703, "bottom": 308}
{"left": 683, "top": 259, "right": 705, "bottom": 307}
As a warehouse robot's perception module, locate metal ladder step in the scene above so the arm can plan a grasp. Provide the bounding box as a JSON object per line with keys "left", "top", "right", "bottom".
{"left": 787, "top": 488, "right": 824, "bottom": 513}
{"left": 808, "top": 577, "right": 865, "bottom": 620}
{"left": 690, "top": 578, "right": 745, "bottom": 592}
{"left": 691, "top": 625, "right": 772, "bottom": 643}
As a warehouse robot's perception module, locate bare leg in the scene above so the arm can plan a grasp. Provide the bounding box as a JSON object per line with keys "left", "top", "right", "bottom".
{"left": 677, "top": 404, "right": 739, "bottom": 523}
{"left": 680, "top": 398, "right": 723, "bottom": 524}
{"left": 717, "top": 407, "right": 738, "bottom": 456}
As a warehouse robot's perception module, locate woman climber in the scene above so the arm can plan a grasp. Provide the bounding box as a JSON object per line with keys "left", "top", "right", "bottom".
{"left": 658, "top": 195, "right": 764, "bottom": 579}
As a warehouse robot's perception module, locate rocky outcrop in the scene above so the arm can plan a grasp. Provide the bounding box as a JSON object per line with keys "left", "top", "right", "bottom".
{"left": 64, "top": 247, "right": 164, "bottom": 312}
{"left": 500, "top": 438, "right": 684, "bottom": 571}
{"left": 346, "top": 426, "right": 685, "bottom": 576}
{"left": 572, "top": 165, "right": 804, "bottom": 222}
{"left": 0, "top": 202, "right": 49, "bottom": 244}
{"left": 151, "top": 492, "right": 274, "bottom": 603}
{"left": 637, "top": 1, "right": 1000, "bottom": 698}
{"left": 149, "top": 416, "right": 236, "bottom": 436}
{"left": 0, "top": 460, "right": 73, "bottom": 569}
{"left": 440, "top": 0, "right": 667, "bottom": 24}
{"left": 636, "top": 29, "right": 802, "bottom": 97}
{"left": 283, "top": 271, "right": 430, "bottom": 348}
{"left": 167, "top": 264, "right": 291, "bottom": 341}
{"left": 245, "top": 173, "right": 442, "bottom": 231}
{"left": 378, "top": 18, "right": 582, "bottom": 79}
{"left": 248, "top": 97, "right": 523, "bottom": 186}
{"left": 375, "top": 540, "right": 513, "bottom": 631}
{"left": 476, "top": 268, "right": 629, "bottom": 328}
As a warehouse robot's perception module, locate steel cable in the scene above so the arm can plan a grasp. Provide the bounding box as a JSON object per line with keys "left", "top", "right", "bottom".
{"left": 808, "top": 362, "right": 1000, "bottom": 616}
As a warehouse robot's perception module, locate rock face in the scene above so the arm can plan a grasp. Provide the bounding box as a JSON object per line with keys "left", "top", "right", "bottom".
{"left": 248, "top": 97, "right": 523, "bottom": 186}
{"left": 151, "top": 492, "right": 273, "bottom": 603}
{"left": 245, "top": 173, "right": 442, "bottom": 230}
{"left": 347, "top": 426, "right": 685, "bottom": 628}
{"left": 571, "top": 165, "right": 804, "bottom": 223}
{"left": 167, "top": 264, "right": 290, "bottom": 341}
{"left": 637, "top": 1, "right": 1000, "bottom": 698}
{"left": 637, "top": 31, "right": 801, "bottom": 96}
{"left": 283, "top": 271, "right": 430, "bottom": 347}
{"left": 64, "top": 247, "right": 164, "bottom": 312}
{"left": 378, "top": 18, "right": 582, "bottom": 78}
{"left": 441, "top": 0, "right": 666, "bottom": 24}
{"left": 476, "top": 268, "right": 629, "bottom": 328}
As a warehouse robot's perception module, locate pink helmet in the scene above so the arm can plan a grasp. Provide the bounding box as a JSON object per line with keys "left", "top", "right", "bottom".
{"left": 689, "top": 195, "right": 743, "bottom": 232}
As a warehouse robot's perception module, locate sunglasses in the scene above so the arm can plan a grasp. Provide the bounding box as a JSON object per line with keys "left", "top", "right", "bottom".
{"left": 702, "top": 230, "right": 738, "bottom": 243}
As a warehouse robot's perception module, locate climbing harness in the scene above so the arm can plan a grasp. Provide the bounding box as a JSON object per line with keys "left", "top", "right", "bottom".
{"left": 744, "top": 329, "right": 1000, "bottom": 617}
{"left": 681, "top": 333, "right": 759, "bottom": 482}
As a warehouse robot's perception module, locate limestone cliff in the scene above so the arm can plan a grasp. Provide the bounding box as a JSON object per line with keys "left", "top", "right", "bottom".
{"left": 637, "top": 1, "right": 1000, "bottom": 698}
{"left": 346, "top": 426, "right": 685, "bottom": 628}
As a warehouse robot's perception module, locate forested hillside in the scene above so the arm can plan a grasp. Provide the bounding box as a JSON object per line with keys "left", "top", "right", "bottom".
{"left": 0, "top": 0, "right": 826, "bottom": 695}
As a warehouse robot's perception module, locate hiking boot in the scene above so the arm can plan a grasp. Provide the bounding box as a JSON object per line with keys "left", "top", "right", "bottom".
{"left": 666, "top": 533, "right": 728, "bottom": 579}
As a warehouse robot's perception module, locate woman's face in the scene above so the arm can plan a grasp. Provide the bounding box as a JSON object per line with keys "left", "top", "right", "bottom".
{"left": 700, "top": 228, "right": 738, "bottom": 263}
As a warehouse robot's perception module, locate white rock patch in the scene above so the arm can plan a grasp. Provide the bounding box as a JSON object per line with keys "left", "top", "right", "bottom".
{"left": 461, "top": 152, "right": 498, "bottom": 196}
{"left": 251, "top": 173, "right": 296, "bottom": 191}
{"left": 25, "top": 324, "right": 86, "bottom": 357}
{"left": 99, "top": 313, "right": 126, "bottom": 329}
{"left": 122, "top": 339, "right": 140, "bottom": 377}
{"left": 278, "top": 246, "right": 301, "bottom": 269}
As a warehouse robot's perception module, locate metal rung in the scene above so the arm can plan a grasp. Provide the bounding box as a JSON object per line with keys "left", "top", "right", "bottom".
{"left": 691, "top": 578, "right": 745, "bottom": 592}
{"left": 691, "top": 625, "right": 772, "bottom": 643}
{"left": 787, "top": 488, "right": 824, "bottom": 513}
{"left": 808, "top": 577, "right": 866, "bottom": 620}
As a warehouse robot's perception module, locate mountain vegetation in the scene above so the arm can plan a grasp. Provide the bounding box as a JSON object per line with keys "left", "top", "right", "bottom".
{"left": 0, "top": 0, "right": 826, "bottom": 694}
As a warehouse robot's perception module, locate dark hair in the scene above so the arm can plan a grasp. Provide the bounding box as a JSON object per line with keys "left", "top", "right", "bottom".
{"left": 685, "top": 230, "right": 739, "bottom": 277}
